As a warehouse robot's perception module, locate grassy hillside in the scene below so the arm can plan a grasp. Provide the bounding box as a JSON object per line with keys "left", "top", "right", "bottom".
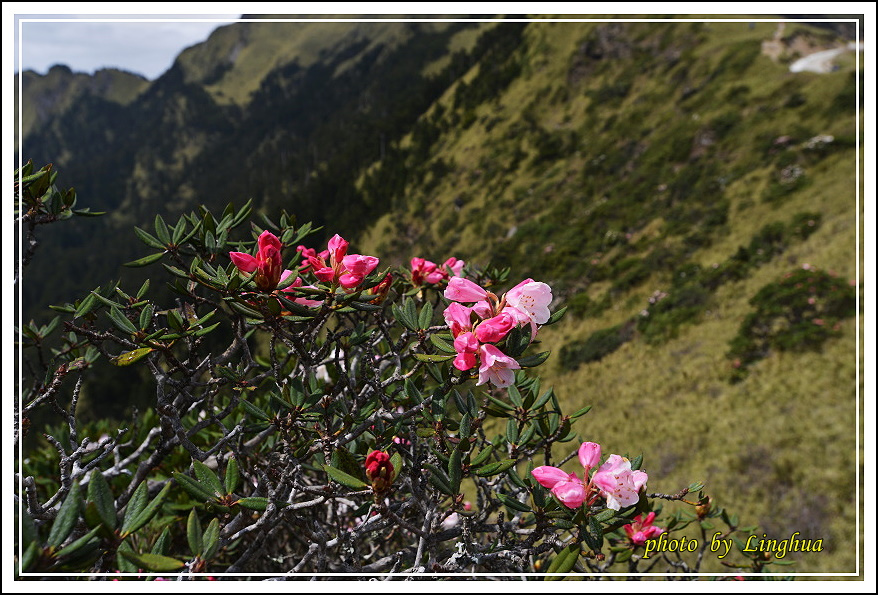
{"left": 16, "top": 16, "right": 862, "bottom": 576}
{"left": 356, "top": 19, "right": 862, "bottom": 574}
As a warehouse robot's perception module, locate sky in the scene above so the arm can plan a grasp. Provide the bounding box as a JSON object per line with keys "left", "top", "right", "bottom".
{"left": 14, "top": 13, "right": 241, "bottom": 80}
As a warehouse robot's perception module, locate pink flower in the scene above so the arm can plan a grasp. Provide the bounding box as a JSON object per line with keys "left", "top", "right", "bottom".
{"left": 578, "top": 441, "right": 602, "bottom": 470}
{"left": 474, "top": 311, "right": 516, "bottom": 343}
{"left": 503, "top": 279, "right": 553, "bottom": 335}
{"left": 592, "top": 454, "right": 648, "bottom": 511}
{"left": 445, "top": 277, "right": 489, "bottom": 302}
{"left": 444, "top": 302, "right": 474, "bottom": 337}
{"left": 476, "top": 344, "right": 520, "bottom": 387}
{"left": 531, "top": 466, "right": 588, "bottom": 509}
{"left": 531, "top": 442, "right": 601, "bottom": 509}
{"left": 443, "top": 257, "right": 465, "bottom": 277}
{"left": 452, "top": 332, "right": 480, "bottom": 371}
{"left": 411, "top": 257, "right": 447, "bottom": 285}
{"left": 304, "top": 234, "right": 379, "bottom": 289}
{"left": 623, "top": 512, "right": 664, "bottom": 545}
{"left": 229, "top": 230, "right": 285, "bottom": 291}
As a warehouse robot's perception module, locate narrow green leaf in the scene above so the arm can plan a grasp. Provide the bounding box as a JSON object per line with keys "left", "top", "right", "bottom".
{"left": 54, "top": 526, "right": 100, "bottom": 559}
{"left": 592, "top": 508, "right": 616, "bottom": 523}
{"left": 234, "top": 497, "right": 268, "bottom": 511}
{"left": 497, "top": 493, "right": 532, "bottom": 513}
{"left": 187, "top": 509, "right": 203, "bottom": 557}
{"left": 172, "top": 472, "right": 217, "bottom": 502}
{"left": 418, "top": 301, "right": 434, "bottom": 329}
{"left": 224, "top": 457, "right": 240, "bottom": 495}
{"left": 111, "top": 347, "right": 153, "bottom": 367}
{"left": 448, "top": 447, "right": 463, "bottom": 495}
{"left": 429, "top": 334, "right": 457, "bottom": 354}
{"left": 517, "top": 351, "right": 551, "bottom": 368}
{"left": 86, "top": 469, "right": 116, "bottom": 530}
{"left": 73, "top": 291, "right": 99, "bottom": 319}
{"left": 506, "top": 418, "right": 519, "bottom": 444}
{"left": 202, "top": 518, "right": 220, "bottom": 561}
{"left": 239, "top": 398, "right": 271, "bottom": 421}
{"left": 389, "top": 452, "right": 403, "bottom": 483}
{"left": 193, "top": 461, "right": 225, "bottom": 497}
{"left": 121, "top": 481, "right": 148, "bottom": 536}
{"left": 116, "top": 540, "right": 139, "bottom": 573}
{"left": 474, "top": 459, "right": 518, "bottom": 477}
{"left": 154, "top": 215, "right": 171, "bottom": 245}
{"left": 322, "top": 464, "right": 369, "bottom": 489}
{"left": 151, "top": 526, "right": 171, "bottom": 555}
{"left": 47, "top": 482, "right": 82, "bottom": 547}
{"left": 533, "top": 388, "right": 554, "bottom": 411}
{"left": 138, "top": 304, "right": 154, "bottom": 331}
{"left": 124, "top": 252, "right": 166, "bottom": 267}
{"left": 583, "top": 515, "right": 604, "bottom": 553}
{"left": 545, "top": 542, "right": 580, "bottom": 579}
{"left": 133, "top": 227, "right": 166, "bottom": 250}
{"left": 412, "top": 353, "right": 455, "bottom": 363}
{"left": 193, "top": 322, "right": 221, "bottom": 336}
{"left": 469, "top": 445, "right": 493, "bottom": 467}
{"left": 119, "top": 550, "right": 185, "bottom": 572}
{"left": 545, "top": 306, "right": 568, "bottom": 325}
{"left": 570, "top": 405, "right": 592, "bottom": 419}
{"left": 123, "top": 481, "right": 171, "bottom": 537}
{"left": 107, "top": 307, "right": 138, "bottom": 335}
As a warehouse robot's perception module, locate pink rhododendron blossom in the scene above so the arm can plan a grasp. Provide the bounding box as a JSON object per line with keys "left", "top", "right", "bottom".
{"left": 504, "top": 279, "right": 553, "bottom": 336}
{"left": 452, "top": 332, "right": 480, "bottom": 371}
{"left": 531, "top": 466, "right": 588, "bottom": 509}
{"left": 302, "top": 234, "right": 379, "bottom": 289}
{"left": 592, "top": 454, "right": 648, "bottom": 511}
{"left": 445, "top": 277, "right": 490, "bottom": 302}
{"left": 476, "top": 344, "right": 520, "bottom": 387}
{"left": 474, "top": 311, "right": 516, "bottom": 343}
{"left": 229, "top": 230, "right": 285, "bottom": 291}
{"left": 578, "top": 441, "right": 602, "bottom": 470}
{"left": 443, "top": 257, "right": 465, "bottom": 277}
{"left": 444, "top": 302, "right": 474, "bottom": 337}
{"left": 411, "top": 257, "right": 446, "bottom": 285}
{"left": 279, "top": 272, "right": 323, "bottom": 307}
{"left": 623, "top": 512, "right": 664, "bottom": 545}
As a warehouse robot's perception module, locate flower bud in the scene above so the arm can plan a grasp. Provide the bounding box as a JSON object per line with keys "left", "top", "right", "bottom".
{"left": 365, "top": 450, "right": 394, "bottom": 493}
{"left": 695, "top": 496, "right": 712, "bottom": 519}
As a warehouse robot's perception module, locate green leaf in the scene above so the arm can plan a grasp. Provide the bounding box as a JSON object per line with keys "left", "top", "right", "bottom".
{"left": 504, "top": 326, "right": 530, "bottom": 358}
{"left": 122, "top": 481, "right": 171, "bottom": 537}
{"left": 448, "top": 447, "right": 463, "bottom": 495}
{"left": 54, "top": 526, "right": 100, "bottom": 559}
{"left": 193, "top": 461, "right": 225, "bottom": 497}
{"left": 116, "top": 540, "right": 139, "bottom": 573}
{"left": 517, "top": 351, "right": 551, "bottom": 368}
{"left": 507, "top": 385, "right": 523, "bottom": 408}
{"left": 389, "top": 452, "right": 403, "bottom": 483}
{"left": 592, "top": 508, "right": 616, "bottom": 523}
{"left": 583, "top": 515, "right": 604, "bottom": 553}
{"left": 412, "top": 353, "right": 455, "bottom": 363}
{"left": 138, "top": 303, "right": 154, "bottom": 331}
{"left": 119, "top": 550, "right": 185, "bottom": 572}
{"left": 202, "top": 518, "right": 220, "bottom": 561}
{"left": 545, "top": 542, "right": 580, "bottom": 579}
{"left": 474, "top": 459, "right": 518, "bottom": 477}
{"left": 429, "top": 333, "right": 457, "bottom": 354}
{"left": 111, "top": 347, "right": 154, "bottom": 366}
{"left": 187, "top": 509, "right": 203, "bottom": 557}
{"left": 418, "top": 301, "right": 434, "bottom": 329}
{"left": 120, "top": 481, "right": 148, "bottom": 536}
{"left": 239, "top": 398, "right": 271, "bottom": 421}
{"left": 570, "top": 405, "right": 592, "bottom": 419}
{"left": 497, "top": 493, "right": 532, "bottom": 513}
{"left": 154, "top": 215, "right": 171, "bottom": 245}
{"left": 47, "top": 482, "right": 82, "bottom": 547}
{"left": 506, "top": 418, "right": 519, "bottom": 444}
{"left": 234, "top": 497, "right": 269, "bottom": 511}
{"left": 107, "top": 307, "right": 138, "bottom": 335}
{"left": 224, "top": 457, "right": 240, "bottom": 495}
{"left": 323, "top": 465, "right": 369, "bottom": 489}
{"left": 172, "top": 472, "right": 217, "bottom": 503}
{"left": 545, "top": 306, "right": 568, "bottom": 325}
{"left": 134, "top": 226, "right": 166, "bottom": 250}
{"left": 124, "top": 252, "right": 166, "bottom": 268}
{"left": 151, "top": 527, "right": 171, "bottom": 556}
{"left": 86, "top": 469, "right": 116, "bottom": 530}
{"left": 73, "top": 291, "right": 99, "bottom": 319}
{"left": 469, "top": 444, "right": 493, "bottom": 467}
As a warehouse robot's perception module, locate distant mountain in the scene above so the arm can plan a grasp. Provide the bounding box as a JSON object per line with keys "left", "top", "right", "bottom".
{"left": 15, "top": 17, "right": 862, "bottom": 573}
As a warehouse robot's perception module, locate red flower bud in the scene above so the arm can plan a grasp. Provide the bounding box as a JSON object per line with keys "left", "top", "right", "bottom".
{"left": 365, "top": 450, "right": 394, "bottom": 493}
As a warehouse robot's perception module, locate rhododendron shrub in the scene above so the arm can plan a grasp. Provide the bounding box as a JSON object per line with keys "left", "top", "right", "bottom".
{"left": 15, "top": 192, "right": 771, "bottom": 579}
